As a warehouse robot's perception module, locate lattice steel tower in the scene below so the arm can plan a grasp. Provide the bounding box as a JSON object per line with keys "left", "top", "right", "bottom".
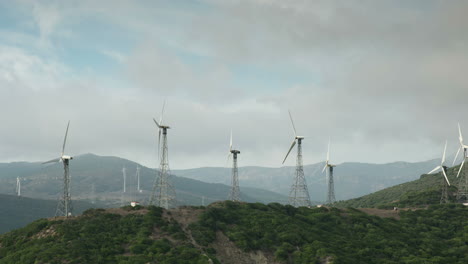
{"left": 282, "top": 110, "right": 311, "bottom": 207}
{"left": 227, "top": 131, "right": 241, "bottom": 201}
{"left": 454, "top": 123, "right": 468, "bottom": 203}
{"left": 43, "top": 121, "right": 73, "bottom": 218}
{"left": 455, "top": 148, "right": 468, "bottom": 203}
{"left": 150, "top": 103, "right": 176, "bottom": 209}
{"left": 288, "top": 138, "right": 312, "bottom": 207}
{"left": 440, "top": 166, "right": 449, "bottom": 204}
{"left": 229, "top": 150, "right": 241, "bottom": 201}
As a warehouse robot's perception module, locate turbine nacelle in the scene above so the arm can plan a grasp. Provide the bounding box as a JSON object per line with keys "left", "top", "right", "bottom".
{"left": 61, "top": 155, "right": 73, "bottom": 161}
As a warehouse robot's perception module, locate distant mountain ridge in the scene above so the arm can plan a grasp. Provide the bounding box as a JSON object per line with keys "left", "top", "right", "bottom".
{"left": 173, "top": 159, "right": 440, "bottom": 202}
{"left": 0, "top": 154, "right": 287, "bottom": 207}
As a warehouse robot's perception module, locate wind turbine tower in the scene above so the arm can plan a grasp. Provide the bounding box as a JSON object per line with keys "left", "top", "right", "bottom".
{"left": 322, "top": 139, "right": 336, "bottom": 204}
{"left": 43, "top": 121, "right": 73, "bottom": 217}
{"left": 16, "top": 177, "right": 21, "bottom": 197}
{"left": 453, "top": 123, "right": 468, "bottom": 202}
{"left": 150, "top": 101, "right": 176, "bottom": 209}
{"left": 282, "top": 111, "right": 312, "bottom": 207}
{"left": 136, "top": 166, "right": 142, "bottom": 193}
{"left": 428, "top": 141, "right": 451, "bottom": 204}
{"left": 122, "top": 167, "right": 127, "bottom": 193}
{"left": 227, "top": 131, "right": 241, "bottom": 202}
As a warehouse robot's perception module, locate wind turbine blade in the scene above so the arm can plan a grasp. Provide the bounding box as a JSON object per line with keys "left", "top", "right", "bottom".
{"left": 42, "top": 157, "right": 61, "bottom": 164}
{"left": 230, "top": 130, "right": 233, "bottom": 152}
{"left": 322, "top": 163, "right": 328, "bottom": 173}
{"left": 153, "top": 118, "right": 161, "bottom": 128}
{"left": 159, "top": 100, "right": 166, "bottom": 125}
{"left": 428, "top": 166, "right": 441, "bottom": 175}
{"left": 458, "top": 123, "right": 464, "bottom": 144}
{"left": 158, "top": 129, "right": 161, "bottom": 160}
{"left": 453, "top": 147, "right": 461, "bottom": 166}
{"left": 456, "top": 158, "right": 465, "bottom": 178}
{"left": 327, "top": 138, "right": 330, "bottom": 161}
{"left": 62, "top": 121, "right": 70, "bottom": 156}
{"left": 226, "top": 153, "right": 232, "bottom": 168}
{"left": 282, "top": 139, "right": 296, "bottom": 164}
{"left": 288, "top": 110, "right": 297, "bottom": 137}
{"left": 442, "top": 140, "right": 447, "bottom": 164}
{"left": 442, "top": 168, "right": 450, "bottom": 186}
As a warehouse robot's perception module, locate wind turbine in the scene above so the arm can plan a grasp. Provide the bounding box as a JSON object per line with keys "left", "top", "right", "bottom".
{"left": 136, "top": 166, "right": 142, "bottom": 193}
{"left": 16, "top": 177, "right": 21, "bottom": 197}
{"left": 282, "top": 110, "right": 311, "bottom": 207}
{"left": 453, "top": 123, "right": 468, "bottom": 202}
{"left": 322, "top": 139, "right": 336, "bottom": 204}
{"left": 149, "top": 101, "right": 176, "bottom": 209}
{"left": 43, "top": 121, "right": 73, "bottom": 217}
{"left": 428, "top": 141, "right": 451, "bottom": 204}
{"left": 227, "top": 130, "right": 241, "bottom": 202}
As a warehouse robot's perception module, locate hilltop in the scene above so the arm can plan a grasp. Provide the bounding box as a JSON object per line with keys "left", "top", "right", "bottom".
{"left": 0, "top": 202, "right": 466, "bottom": 263}
{"left": 333, "top": 165, "right": 464, "bottom": 208}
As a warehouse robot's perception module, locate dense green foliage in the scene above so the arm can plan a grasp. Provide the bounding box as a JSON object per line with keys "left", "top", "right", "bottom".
{"left": 0, "top": 206, "right": 211, "bottom": 264}
{"left": 334, "top": 166, "right": 462, "bottom": 208}
{"left": 191, "top": 201, "right": 468, "bottom": 264}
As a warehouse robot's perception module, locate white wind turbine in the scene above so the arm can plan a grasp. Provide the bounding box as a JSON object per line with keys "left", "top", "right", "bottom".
{"left": 282, "top": 110, "right": 311, "bottom": 207}
{"left": 227, "top": 130, "right": 241, "bottom": 202}
{"left": 428, "top": 141, "right": 451, "bottom": 204}
{"left": 322, "top": 139, "right": 336, "bottom": 204}
{"left": 43, "top": 121, "right": 73, "bottom": 217}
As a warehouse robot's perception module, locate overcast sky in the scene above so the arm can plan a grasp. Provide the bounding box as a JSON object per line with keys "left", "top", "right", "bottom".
{"left": 1, "top": 0, "right": 467, "bottom": 169}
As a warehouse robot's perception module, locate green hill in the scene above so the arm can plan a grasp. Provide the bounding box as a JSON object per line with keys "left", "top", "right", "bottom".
{"left": 0, "top": 154, "right": 287, "bottom": 206}
{"left": 0, "top": 194, "right": 95, "bottom": 234}
{"left": 333, "top": 165, "right": 464, "bottom": 208}
{"left": 0, "top": 202, "right": 466, "bottom": 263}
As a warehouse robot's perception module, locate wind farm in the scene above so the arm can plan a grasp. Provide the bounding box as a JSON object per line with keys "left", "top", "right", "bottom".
{"left": 0, "top": 1, "right": 467, "bottom": 263}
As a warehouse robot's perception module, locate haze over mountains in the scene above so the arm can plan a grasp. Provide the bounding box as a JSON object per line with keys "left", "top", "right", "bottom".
{"left": 0, "top": 154, "right": 287, "bottom": 207}
{"left": 0, "top": 153, "right": 441, "bottom": 204}
{"left": 174, "top": 159, "right": 440, "bottom": 202}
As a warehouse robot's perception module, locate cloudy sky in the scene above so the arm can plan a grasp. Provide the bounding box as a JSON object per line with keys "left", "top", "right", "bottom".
{"left": 1, "top": 0, "right": 467, "bottom": 169}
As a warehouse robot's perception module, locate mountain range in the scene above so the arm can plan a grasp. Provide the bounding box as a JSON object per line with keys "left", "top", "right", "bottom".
{"left": 173, "top": 159, "right": 440, "bottom": 202}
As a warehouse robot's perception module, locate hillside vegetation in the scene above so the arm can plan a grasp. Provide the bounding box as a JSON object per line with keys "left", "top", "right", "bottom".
{"left": 0, "top": 202, "right": 466, "bottom": 263}
{"left": 334, "top": 165, "right": 463, "bottom": 208}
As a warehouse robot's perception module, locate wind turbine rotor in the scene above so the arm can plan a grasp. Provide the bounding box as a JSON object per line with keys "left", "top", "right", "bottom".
{"left": 61, "top": 121, "right": 70, "bottom": 158}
